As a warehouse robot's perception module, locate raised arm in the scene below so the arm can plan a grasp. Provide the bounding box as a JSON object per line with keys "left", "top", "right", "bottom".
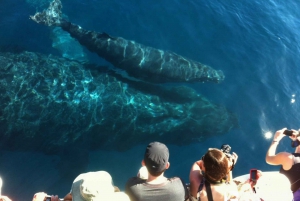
{"left": 62, "top": 193, "right": 72, "bottom": 201}
{"left": 265, "top": 128, "right": 293, "bottom": 170}
{"left": 227, "top": 152, "right": 238, "bottom": 183}
{"left": 0, "top": 196, "right": 12, "bottom": 201}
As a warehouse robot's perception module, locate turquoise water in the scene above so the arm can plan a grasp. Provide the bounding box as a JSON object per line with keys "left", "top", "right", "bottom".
{"left": 1, "top": 0, "right": 300, "bottom": 200}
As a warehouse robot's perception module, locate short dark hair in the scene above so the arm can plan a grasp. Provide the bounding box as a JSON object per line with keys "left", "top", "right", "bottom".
{"left": 203, "top": 148, "right": 228, "bottom": 182}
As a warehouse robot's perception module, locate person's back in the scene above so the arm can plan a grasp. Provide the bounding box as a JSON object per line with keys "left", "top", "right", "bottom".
{"left": 126, "top": 176, "right": 187, "bottom": 201}
{"left": 265, "top": 128, "right": 300, "bottom": 201}
{"left": 197, "top": 182, "right": 237, "bottom": 201}
{"left": 279, "top": 153, "right": 300, "bottom": 192}
{"left": 125, "top": 142, "right": 188, "bottom": 201}
{"left": 33, "top": 171, "right": 130, "bottom": 201}
{"left": 189, "top": 147, "right": 239, "bottom": 201}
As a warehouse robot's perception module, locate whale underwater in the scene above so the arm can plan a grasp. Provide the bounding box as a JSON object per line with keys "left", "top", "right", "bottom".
{"left": 30, "top": 0, "right": 224, "bottom": 84}
{"left": 0, "top": 0, "right": 239, "bottom": 154}
{"left": 0, "top": 51, "right": 237, "bottom": 153}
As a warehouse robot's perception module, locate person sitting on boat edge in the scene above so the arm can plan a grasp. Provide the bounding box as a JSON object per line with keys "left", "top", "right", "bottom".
{"left": 189, "top": 146, "right": 239, "bottom": 201}
{"left": 33, "top": 171, "right": 129, "bottom": 201}
{"left": 265, "top": 128, "right": 300, "bottom": 201}
{"left": 125, "top": 141, "right": 190, "bottom": 201}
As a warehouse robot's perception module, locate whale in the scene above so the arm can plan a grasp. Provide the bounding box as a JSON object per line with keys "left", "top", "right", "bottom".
{"left": 30, "top": 0, "right": 224, "bottom": 84}
{"left": 0, "top": 51, "right": 237, "bottom": 153}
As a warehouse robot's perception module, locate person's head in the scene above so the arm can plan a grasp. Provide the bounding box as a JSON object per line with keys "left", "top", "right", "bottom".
{"left": 143, "top": 141, "right": 170, "bottom": 176}
{"left": 71, "top": 171, "right": 129, "bottom": 201}
{"left": 202, "top": 148, "right": 229, "bottom": 183}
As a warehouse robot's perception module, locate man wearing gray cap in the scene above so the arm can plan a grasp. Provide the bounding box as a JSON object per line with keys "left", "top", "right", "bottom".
{"left": 125, "top": 142, "right": 189, "bottom": 201}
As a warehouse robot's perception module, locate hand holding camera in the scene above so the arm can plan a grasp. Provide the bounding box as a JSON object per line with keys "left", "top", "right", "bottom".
{"left": 273, "top": 128, "right": 297, "bottom": 143}
{"left": 220, "top": 144, "right": 238, "bottom": 170}
{"left": 283, "top": 129, "right": 300, "bottom": 137}
{"left": 45, "top": 195, "right": 61, "bottom": 201}
{"left": 249, "top": 169, "right": 262, "bottom": 192}
{"left": 282, "top": 129, "right": 300, "bottom": 148}
{"left": 250, "top": 169, "right": 258, "bottom": 184}
{"left": 220, "top": 144, "right": 232, "bottom": 158}
{"left": 32, "top": 193, "right": 61, "bottom": 201}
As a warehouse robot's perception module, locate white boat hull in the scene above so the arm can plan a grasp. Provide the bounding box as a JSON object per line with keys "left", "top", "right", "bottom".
{"left": 234, "top": 171, "right": 293, "bottom": 201}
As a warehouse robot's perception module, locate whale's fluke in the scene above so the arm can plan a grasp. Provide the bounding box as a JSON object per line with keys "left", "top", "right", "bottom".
{"left": 30, "top": 0, "right": 63, "bottom": 26}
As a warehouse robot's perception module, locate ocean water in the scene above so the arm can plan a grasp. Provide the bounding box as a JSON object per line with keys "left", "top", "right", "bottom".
{"left": 1, "top": 0, "right": 300, "bottom": 200}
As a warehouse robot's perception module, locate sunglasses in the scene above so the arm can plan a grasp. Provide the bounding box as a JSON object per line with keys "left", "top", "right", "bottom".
{"left": 292, "top": 140, "right": 300, "bottom": 148}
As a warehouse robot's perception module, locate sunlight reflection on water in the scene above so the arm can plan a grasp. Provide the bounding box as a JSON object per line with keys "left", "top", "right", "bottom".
{"left": 264, "top": 131, "right": 273, "bottom": 139}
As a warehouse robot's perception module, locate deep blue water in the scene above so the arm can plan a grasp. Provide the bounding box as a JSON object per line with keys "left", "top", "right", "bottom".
{"left": 1, "top": 0, "right": 300, "bottom": 200}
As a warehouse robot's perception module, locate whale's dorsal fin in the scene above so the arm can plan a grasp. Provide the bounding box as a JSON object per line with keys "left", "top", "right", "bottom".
{"left": 100, "top": 32, "right": 115, "bottom": 40}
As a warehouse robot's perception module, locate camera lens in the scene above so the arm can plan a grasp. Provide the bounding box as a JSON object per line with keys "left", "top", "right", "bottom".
{"left": 221, "top": 144, "right": 231, "bottom": 154}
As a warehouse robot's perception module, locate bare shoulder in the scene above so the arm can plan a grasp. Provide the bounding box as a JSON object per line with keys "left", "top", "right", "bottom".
{"left": 277, "top": 152, "right": 294, "bottom": 170}
{"left": 267, "top": 151, "right": 293, "bottom": 166}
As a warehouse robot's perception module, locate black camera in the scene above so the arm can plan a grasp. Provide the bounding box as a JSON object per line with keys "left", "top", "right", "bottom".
{"left": 284, "top": 130, "right": 293, "bottom": 136}
{"left": 221, "top": 144, "right": 235, "bottom": 170}
{"left": 220, "top": 144, "right": 232, "bottom": 158}
{"left": 284, "top": 129, "right": 300, "bottom": 137}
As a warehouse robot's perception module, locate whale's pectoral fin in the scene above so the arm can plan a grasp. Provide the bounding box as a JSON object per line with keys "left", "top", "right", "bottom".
{"left": 30, "top": 0, "right": 63, "bottom": 26}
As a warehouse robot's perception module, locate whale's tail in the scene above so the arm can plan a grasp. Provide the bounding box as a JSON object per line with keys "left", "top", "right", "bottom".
{"left": 30, "top": 0, "right": 63, "bottom": 26}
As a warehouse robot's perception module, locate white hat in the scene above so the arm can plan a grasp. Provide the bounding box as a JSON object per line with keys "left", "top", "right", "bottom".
{"left": 71, "top": 171, "right": 129, "bottom": 201}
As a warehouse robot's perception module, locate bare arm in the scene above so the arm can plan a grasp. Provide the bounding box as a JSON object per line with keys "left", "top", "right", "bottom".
{"left": 51, "top": 193, "right": 72, "bottom": 201}
{"left": 63, "top": 194, "right": 72, "bottom": 201}
{"left": 265, "top": 128, "right": 293, "bottom": 170}
{"left": 189, "top": 160, "right": 203, "bottom": 198}
{"left": 0, "top": 196, "right": 12, "bottom": 201}
{"left": 227, "top": 152, "right": 238, "bottom": 183}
